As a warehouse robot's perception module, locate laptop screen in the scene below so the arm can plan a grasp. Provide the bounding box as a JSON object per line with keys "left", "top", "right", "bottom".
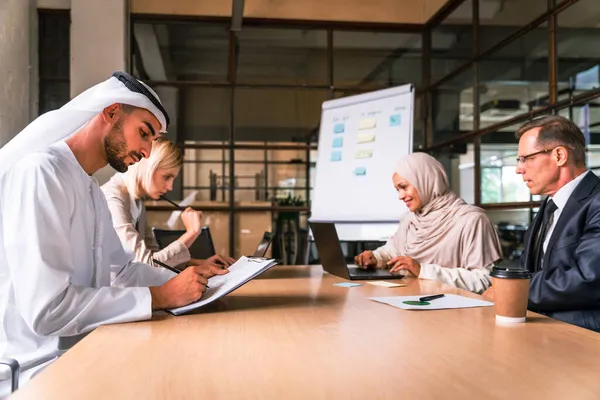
{"left": 253, "top": 232, "right": 274, "bottom": 257}
{"left": 309, "top": 222, "right": 350, "bottom": 279}
{"left": 153, "top": 227, "right": 216, "bottom": 259}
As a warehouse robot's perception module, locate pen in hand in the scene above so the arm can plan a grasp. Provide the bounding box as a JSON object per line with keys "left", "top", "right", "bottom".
{"left": 152, "top": 258, "right": 180, "bottom": 274}
{"left": 419, "top": 294, "right": 445, "bottom": 302}
{"left": 152, "top": 258, "right": 211, "bottom": 289}
{"left": 159, "top": 195, "right": 186, "bottom": 211}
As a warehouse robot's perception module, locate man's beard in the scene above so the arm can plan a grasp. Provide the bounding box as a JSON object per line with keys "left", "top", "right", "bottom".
{"left": 104, "top": 122, "right": 141, "bottom": 173}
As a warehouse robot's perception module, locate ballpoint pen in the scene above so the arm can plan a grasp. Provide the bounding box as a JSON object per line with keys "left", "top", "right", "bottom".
{"left": 153, "top": 258, "right": 212, "bottom": 289}
{"left": 159, "top": 195, "right": 186, "bottom": 211}
{"left": 152, "top": 258, "right": 180, "bottom": 274}
{"left": 418, "top": 294, "right": 445, "bottom": 302}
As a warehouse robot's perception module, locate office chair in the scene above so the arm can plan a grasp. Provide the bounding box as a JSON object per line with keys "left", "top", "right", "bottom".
{"left": 0, "top": 358, "right": 19, "bottom": 393}
{"left": 152, "top": 226, "right": 216, "bottom": 259}
{"left": 152, "top": 228, "right": 185, "bottom": 250}
{"left": 0, "top": 351, "right": 65, "bottom": 394}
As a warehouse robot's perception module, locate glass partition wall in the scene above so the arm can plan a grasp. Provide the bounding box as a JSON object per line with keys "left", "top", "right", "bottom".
{"left": 125, "top": 0, "right": 600, "bottom": 260}
{"left": 423, "top": 0, "right": 600, "bottom": 259}
{"left": 131, "top": 17, "right": 423, "bottom": 260}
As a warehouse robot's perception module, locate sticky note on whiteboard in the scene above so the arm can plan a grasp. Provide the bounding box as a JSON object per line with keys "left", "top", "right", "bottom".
{"left": 390, "top": 114, "right": 401, "bottom": 126}
{"left": 334, "top": 123, "right": 345, "bottom": 134}
{"left": 354, "top": 167, "right": 366, "bottom": 176}
{"left": 358, "top": 118, "right": 377, "bottom": 130}
{"left": 331, "top": 151, "right": 342, "bottom": 162}
{"left": 355, "top": 149, "right": 373, "bottom": 159}
{"left": 332, "top": 136, "right": 344, "bottom": 148}
{"left": 356, "top": 133, "right": 375, "bottom": 144}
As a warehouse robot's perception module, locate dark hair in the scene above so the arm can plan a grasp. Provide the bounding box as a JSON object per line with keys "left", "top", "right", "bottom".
{"left": 515, "top": 115, "right": 586, "bottom": 167}
{"left": 119, "top": 103, "right": 137, "bottom": 114}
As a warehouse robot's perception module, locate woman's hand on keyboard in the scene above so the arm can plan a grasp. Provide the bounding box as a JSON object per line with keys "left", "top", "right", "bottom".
{"left": 354, "top": 251, "right": 377, "bottom": 269}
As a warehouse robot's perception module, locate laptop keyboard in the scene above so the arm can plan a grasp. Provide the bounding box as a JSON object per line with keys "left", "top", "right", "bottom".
{"left": 348, "top": 267, "right": 403, "bottom": 277}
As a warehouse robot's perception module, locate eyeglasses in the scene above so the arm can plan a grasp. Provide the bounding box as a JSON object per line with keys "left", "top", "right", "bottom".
{"left": 515, "top": 148, "right": 554, "bottom": 164}
{"left": 515, "top": 146, "right": 573, "bottom": 164}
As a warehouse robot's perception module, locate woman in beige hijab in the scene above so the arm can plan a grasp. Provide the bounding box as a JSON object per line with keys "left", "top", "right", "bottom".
{"left": 354, "top": 152, "right": 502, "bottom": 293}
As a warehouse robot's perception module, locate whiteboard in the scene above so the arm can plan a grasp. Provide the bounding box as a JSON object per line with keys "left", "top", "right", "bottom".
{"left": 310, "top": 84, "right": 415, "bottom": 223}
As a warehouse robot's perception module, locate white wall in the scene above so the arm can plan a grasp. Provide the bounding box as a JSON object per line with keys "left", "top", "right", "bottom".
{"left": 0, "top": 0, "right": 34, "bottom": 148}
{"left": 71, "top": 0, "right": 128, "bottom": 97}
{"left": 70, "top": 0, "right": 128, "bottom": 184}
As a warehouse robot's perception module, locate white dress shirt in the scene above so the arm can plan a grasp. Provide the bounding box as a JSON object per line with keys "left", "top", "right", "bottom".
{"left": 543, "top": 171, "right": 590, "bottom": 252}
{"left": 101, "top": 174, "right": 191, "bottom": 268}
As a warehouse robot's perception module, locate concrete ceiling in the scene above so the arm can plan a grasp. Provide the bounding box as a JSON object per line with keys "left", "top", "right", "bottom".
{"left": 131, "top": 0, "right": 450, "bottom": 25}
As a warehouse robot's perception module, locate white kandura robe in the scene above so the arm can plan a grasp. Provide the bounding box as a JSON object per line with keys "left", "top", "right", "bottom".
{"left": 0, "top": 141, "right": 174, "bottom": 389}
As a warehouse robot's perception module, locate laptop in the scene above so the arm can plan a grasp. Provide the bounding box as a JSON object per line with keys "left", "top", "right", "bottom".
{"left": 153, "top": 226, "right": 216, "bottom": 259}
{"left": 252, "top": 232, "right": 275, "bottom": 257}
{"left": 309, "top": 221, "right": 405, "bottom": 280}
{"left": 153, "top": 227, "right": 275, "bottom": 259}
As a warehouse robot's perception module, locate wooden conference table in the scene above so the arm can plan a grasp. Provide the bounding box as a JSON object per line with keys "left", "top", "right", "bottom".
{"left": 11, "top": 266, "right": 600, "bottom": 399}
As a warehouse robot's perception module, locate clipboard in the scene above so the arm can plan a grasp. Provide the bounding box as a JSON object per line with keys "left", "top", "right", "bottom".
{"left": 166, "top": 256, "right": 278, "bottom": 315}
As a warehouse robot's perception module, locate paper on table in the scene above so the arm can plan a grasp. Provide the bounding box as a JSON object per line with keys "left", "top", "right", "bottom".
{"left": 370, "top": 294, "right": 493, "bottom": 310}
{"left": 366, "top": 281, "right": 406, "bottom": 288}
{"left": 166, "top": 190, "right": 198, "bottom": 228}
{"left": 167, "top": 256, "right": 278, "bottom": 315}
{"left": 334, "top": 282, "right": 363, "bottom": 287}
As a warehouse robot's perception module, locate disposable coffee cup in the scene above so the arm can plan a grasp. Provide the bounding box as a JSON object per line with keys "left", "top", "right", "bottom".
{"left": 490, "top": 266, "right": 532, "bottom": 323}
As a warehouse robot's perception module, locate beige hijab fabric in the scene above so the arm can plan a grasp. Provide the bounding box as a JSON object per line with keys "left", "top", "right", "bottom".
{"left": 391, "top": 153, "right": 502, "bottom": 269}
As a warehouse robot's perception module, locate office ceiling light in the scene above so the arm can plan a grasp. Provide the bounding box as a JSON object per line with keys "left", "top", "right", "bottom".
{"left": 480, "top": 99, "right": 526, "bottom": 121}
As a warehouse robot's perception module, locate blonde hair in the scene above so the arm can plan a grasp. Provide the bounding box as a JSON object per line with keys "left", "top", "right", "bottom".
{"left": 122, "top": 137, "right": 183, "bottom": 199}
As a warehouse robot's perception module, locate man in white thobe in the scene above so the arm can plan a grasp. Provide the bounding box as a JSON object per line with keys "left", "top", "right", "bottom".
{"left": 0, "top": 72, "right": 215, "bottom": 394}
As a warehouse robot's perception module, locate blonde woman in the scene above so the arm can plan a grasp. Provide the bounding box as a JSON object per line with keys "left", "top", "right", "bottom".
{"left": 101, "top": 137, "right": 234, "bottom": 273}
{"left": 354, "top": 152, "right": 502, "bottom": 294}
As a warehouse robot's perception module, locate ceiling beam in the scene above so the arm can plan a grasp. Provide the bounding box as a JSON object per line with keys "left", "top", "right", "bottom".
{"left": 231, "top": 0, "right": 244, "bottom": 31}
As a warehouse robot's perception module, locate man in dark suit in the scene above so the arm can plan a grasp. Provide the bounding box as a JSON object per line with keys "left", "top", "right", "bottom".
{"left": 485, "top": 115, "right": 600, "bottom": 332}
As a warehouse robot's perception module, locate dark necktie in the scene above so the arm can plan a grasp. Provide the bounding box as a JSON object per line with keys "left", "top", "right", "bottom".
{"left": 533, "top": 199, "right": 558, "bottom": 271}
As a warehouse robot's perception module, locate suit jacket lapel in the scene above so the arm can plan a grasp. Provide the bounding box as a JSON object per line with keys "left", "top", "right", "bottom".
{"left": 543, "top": 172, "right": 600, "bottom": 267}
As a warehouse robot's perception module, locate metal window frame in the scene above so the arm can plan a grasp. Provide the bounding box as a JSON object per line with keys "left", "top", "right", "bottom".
{"left": 129, "top": 0, "right": 596, "bottom": 250}
{"left": 421, "top": 0, "right": 596, "bottom": 220}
